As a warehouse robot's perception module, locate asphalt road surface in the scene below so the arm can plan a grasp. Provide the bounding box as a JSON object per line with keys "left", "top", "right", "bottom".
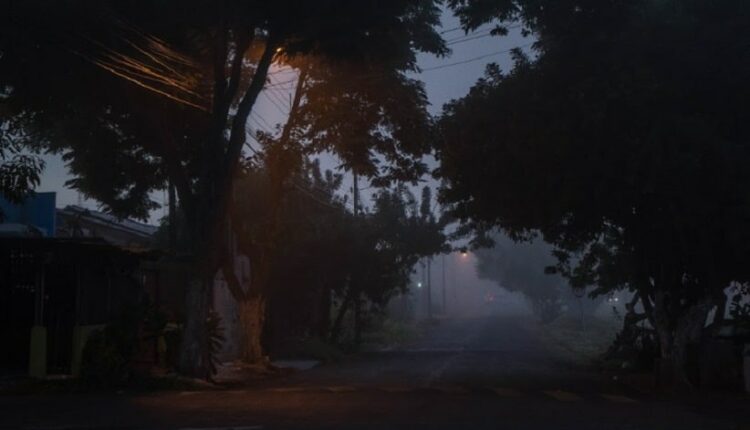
{"left": 2, "top": 315, "right": 748, "bottom": 430}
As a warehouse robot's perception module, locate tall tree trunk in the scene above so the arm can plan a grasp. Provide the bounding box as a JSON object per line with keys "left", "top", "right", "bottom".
{"left": 330, "top": 288, "right": 354, "bottom": 343}
{"left": 228, "top": 66, "right": 308, "bottom": 362}
{"left": 354, "top": 293, "right": 362, "bottom": 346}
{"left": 712, "top": 292, "right": 727, "bottom": 326}
{"left": 237, "top": 293, "right": 266, "bottom": 363}
{"left": 178, "top": 277, "right": 212, "bottom": 378}
{"left": 652, "top": 290, "right": 712, "bottom": 388}
{"left": 316, "top": 284, "right": 332, "bottom": 338}
{"left": 175, "top": 34, "right": 277, "bottom": 377}
{"left": 221, "top": 251, "right": 271, "bottom": 365}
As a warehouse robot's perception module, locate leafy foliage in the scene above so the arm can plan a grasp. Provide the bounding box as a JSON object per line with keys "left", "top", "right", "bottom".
{"left": 440, "top": 0, "right": 750, "bottom": 383}
{"left": 729, "top": 284, "right": 750, "bottom": 334}
{"left": 230, "top": 160, "right": 445, "bottom": 345}
{"left": 2, "top": 0, "right": 448, "bottom": 375}
{"left": 80, "top": 305, "right": 144, "bottom": 387}
{"left": 1, "top": 0, "right": 446, "bottom": 220}
{"left": 0, "top": 113, "right": 44, "bottom": 217}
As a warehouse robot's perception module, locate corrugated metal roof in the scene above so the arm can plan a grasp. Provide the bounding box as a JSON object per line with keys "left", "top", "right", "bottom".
{"left": 57, "top": 205, "right": 158, "bottom": 238}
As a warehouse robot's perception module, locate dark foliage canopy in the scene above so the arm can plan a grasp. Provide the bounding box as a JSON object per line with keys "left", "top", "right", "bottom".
{"left": 0, "top": 0, "right": 446, "bottom": 219}
{"left": 440, "top": 0, "right": 750, "bottom": 299}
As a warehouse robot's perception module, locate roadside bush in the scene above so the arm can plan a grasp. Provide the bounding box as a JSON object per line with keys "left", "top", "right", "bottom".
{"left": 80, "top": 328, "right": 132, "bottom": 387}
{"left": 80, "top": 306, "right": 142, "bottom": 387}
{"left": 363, "top": 316, "right": 418, "bottom": 347}
{"left": 79, "top": 303, "right": 176, "bottom": 387}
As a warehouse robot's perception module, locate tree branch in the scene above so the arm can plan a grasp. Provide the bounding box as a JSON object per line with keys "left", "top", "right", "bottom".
{"left": 212, "top": 19, "right": 229, "bottom": 111}
{"left": 223, "top": 29, "right": 252, "bottom": 113}
{"left": 155, "top": 126, "right": 194, "bottom": 227}
{"left": 224, "top": 36, "right": 278, "bottom": 176}
{"left": 278, "top": 66, "right": 309, "bottom": 146}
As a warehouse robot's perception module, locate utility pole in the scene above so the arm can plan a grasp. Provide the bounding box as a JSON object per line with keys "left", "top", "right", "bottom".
{"left": 168, "top": 180, "right": 177, "bottom": 252}
{"left": 352, "top": 172, "right": 362, "bottom": 345}
{"left": 442, "top": 253, "right": 447, "bottom": 314}
{"left": 427, "top": 257, "right": 432, "bottom": 319}
{"left": 352, "top": 173, "right": 359, "bottom": 217}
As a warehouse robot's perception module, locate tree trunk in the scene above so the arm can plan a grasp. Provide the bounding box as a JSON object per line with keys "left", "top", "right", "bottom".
{"left": 712, "top": 292, "right": 727, "bottom": 326}
{"left": 354, "top": 293, "right": 362, "bottom": 346}
{"left": 237, "top": 294, "right": 266, "bottom": 364}
{"left": 178, "top": 277, "right": 212, "bottom": 378}
{"left": 169, "top": 33, "right": 277, "bottom": 379}
{"left": 653, "top": 291, "right": 712, "bottom": 389}
{"left": 315, "top": 285, "right": 331, "bottom": 338}
{"left": 330, "top": 288, "right": 354, "bottom": 343}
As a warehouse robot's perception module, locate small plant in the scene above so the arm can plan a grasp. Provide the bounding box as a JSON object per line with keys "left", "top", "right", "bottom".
{"left": 79, "top": 329, "right": 131, "bottom": 387}
{"left": 80, "top": 305, "right": 142, "bottom": 387}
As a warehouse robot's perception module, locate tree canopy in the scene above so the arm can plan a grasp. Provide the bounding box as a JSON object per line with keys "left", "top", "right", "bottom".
{"left": 2, "top": 0, "right": 449, "bottom": 376}
{"left": 1, "top": 0, "right": 446, "bottom": 219}
{"left": 439, "top": 0, "right": 750, "bottom": 385}
{"left": 0, "top": 112, "right": 44, "bottom": 216}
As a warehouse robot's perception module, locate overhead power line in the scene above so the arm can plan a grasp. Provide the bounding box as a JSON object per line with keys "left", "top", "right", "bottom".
{"left": 262, "top": 91, "right": 290, "bottom": 117}
{"left": 421, "top": 42, "right": 533, "bottom": 73}
{"left": 440, "top": 26, "right": 462, "bottom": 35}
{"left": 445, "top": 24, "right": 523, "bottom": 46}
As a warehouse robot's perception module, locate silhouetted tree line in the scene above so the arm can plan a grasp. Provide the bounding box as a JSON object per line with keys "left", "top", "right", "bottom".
{"left": 1, "top": 0, "right": 446, "bottom": 377}
{"left": 4, "top": 0, "right": 750, "bottom": 389}
{"left": 156, "top": 157, "right": 445, "bottom": 354}
{"left": 440, "top": 0, "right": 750, "bottom": 387}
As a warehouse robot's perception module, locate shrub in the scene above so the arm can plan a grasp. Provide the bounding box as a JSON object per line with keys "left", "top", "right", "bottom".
{"left": 79, "top": 305, "right": 143, "bottom": 387}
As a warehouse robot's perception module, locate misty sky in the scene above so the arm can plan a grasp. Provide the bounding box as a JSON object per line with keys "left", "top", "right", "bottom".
{"left": 35, "top": 11, "right": 532, "bottom": 222}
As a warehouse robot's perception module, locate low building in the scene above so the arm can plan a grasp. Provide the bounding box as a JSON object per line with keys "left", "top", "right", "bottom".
{"left": 0, "top": 194, "right": 159, "bottom": 377}
{"left": 56, "top": 205, "right": 158, "bottom": 250}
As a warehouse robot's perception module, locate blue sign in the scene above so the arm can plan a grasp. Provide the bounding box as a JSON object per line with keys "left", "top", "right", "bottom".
{"left": 0, "top": 192, "right": 57, "bottom": 237}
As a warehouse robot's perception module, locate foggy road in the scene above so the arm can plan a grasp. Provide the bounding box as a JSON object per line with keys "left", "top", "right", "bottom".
{"left": 272, "top": 314, "right": 610, "bottom": 393}
{"left": 2, "top": 316, "right": 748, "bottom": 430}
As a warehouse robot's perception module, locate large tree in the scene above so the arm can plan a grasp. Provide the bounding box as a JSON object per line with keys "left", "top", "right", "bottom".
{"left": 440, "top": 0, "right": 750, "bottom": 386}
{"left": 2, "top": 0, "right": 446, "bottom": 377}
{"left": 230, "top": 160, "right": 446, "bottom": 350}
{"left": 221, "top": 45, "right": 441, "bottom": 360}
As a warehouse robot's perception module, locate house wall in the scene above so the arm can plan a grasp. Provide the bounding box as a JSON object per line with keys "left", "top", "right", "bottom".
{"left": 0, "top": 192, "right": 56, "bottom": 236}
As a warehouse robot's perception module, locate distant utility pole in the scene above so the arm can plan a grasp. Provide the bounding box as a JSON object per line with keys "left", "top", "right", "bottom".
{"left": 442, "top": 253, "right": 447, "bottom": 314}
{"left": 168, "top": 180, "right": 177, "bottom": 252}
{"left": 352, "top": 172, "right": 362, "bottom": 345}
{"left": 352, "top": 173, "right": 359, "bottom": 217}
{"left": 427, "top": 257, "right": 432, "bottom": 319}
